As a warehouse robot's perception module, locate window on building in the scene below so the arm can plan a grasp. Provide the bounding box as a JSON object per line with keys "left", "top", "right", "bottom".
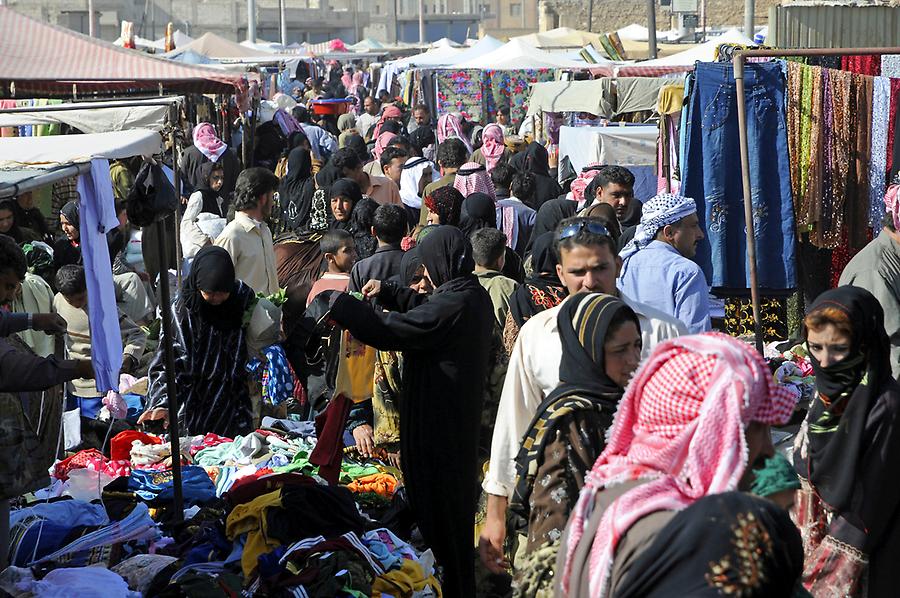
{"left": 375, "top": 3, "right": 381, "bottom": 13}
{"left": 510, "top": 2, "right": 522, "bottom": 17}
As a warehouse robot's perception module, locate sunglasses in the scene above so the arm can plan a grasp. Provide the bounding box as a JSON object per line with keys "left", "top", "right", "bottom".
{"left": 557, "top": 220, "right": 610, "bottom": 241}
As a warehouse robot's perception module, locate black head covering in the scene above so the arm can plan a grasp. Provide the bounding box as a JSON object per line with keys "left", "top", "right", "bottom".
{"left": 344, "top": 134, "right": 370, "bottom": 163}
{"left": 400, "top": 246, "right": 424, "bottom": 287}
{"left": 278, "top": 147, "right": 315, "bottom": 231}
{"left": 526, "top": 198, "right": 576, "bottom": 252}
{"left": 510, "top": 142, "right": 550, "bottom": 177}
{"left": 510, "top": 232, "right": 567, "bottom": 327}
{"left": 0, "top": 200, "right": 24, "bottom": 243}
{"left": 410, "top": 126, "right": 435, "bottom": 154}
{"left": 182, "top": 246, "right": 244, "bottom": 330}
{"left": 549, "top": 293, "right": 638, "bottom": 409}
{"left": 328, "top": 177, "right": 363, "bottom": 230}
{"left": 614, "top": 492, "right": 804, "bottom": 598}
{"left": 798, "top": 286, "right": 893, "bottom": 515}
{"left": 195, "top": 162, "right": 225, "bottom": 217}
{"left": 60, "top": 201, "right": 80, "bottom": 230}
{"left": 417, "top": 225, "right": 475, "bottom": 290}
{"left": 424, "top": 186, "right": 464, "bottom": 226}
{"left": 350, "top": 197, "right": 379, "bottom": 259}
{"left": 459, "top": 192, "right": 497, "bottom": 237}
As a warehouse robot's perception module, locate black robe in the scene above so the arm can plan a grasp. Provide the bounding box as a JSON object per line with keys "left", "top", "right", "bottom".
{"left": 146, "top": 281, "right": 255, "bottom": 438}
{"left": 329, "top": 276, "right": 493, "bottom": 598}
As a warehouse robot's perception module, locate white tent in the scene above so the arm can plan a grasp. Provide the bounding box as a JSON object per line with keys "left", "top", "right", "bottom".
{"left": 0, "top": 129, "right": 163, "bottom": 168}
{"left": 453, "top": 38, "right": 593, "bottom": 70}
{"left": 630, "top": 28, "right": 754, "bottom": 68}
{"left": 615, "top": 24, "right": 672, "bottom": 42}
{"left": 440, "top": 35, "right": 504, "bottom": 66}
{"left": 240, "top": 39, "right": 286, "bottom": 53}
{"left": 513, "top": 27, "right": 603, "bottom": 49}
{"left": 431, "top": 37, "right": 463, "bottom": 48}
{"left": 0, "top": 97, "right": 178, "bottom": 133}
{"left": 391, "top": 44, "right": 463, "bottom": 68}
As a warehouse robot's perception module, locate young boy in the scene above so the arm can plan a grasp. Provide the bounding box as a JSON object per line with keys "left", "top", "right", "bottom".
{"left": 307, "top": 230, "right": 357, "bottom": 307}
{"left": 471, "top": 228, "right": 518, "bottom": 327}
{"left": 53, "top": 265, "right": 146, "bottom": 419}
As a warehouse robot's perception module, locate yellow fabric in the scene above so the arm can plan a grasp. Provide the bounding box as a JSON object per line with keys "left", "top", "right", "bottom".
{"left": 657, "top": 84, "right": 685, "bottom": 115}
{"left": 224, "top": 489, "right": 283, "bottom": 577}
{"left": 334, "top": 330, "right": 377, "bottom": 403}
{"left": 372, "top": 559, "right": 443, "bottom": 598}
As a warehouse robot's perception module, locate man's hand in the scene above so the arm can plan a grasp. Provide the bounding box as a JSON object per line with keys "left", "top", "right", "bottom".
{"left": 32, "top": 313, "right": 67, "bottom": 334}
{"left": 73, "top": 359, "right": 94, "bottom": 380}
{"left": 120, "top": 355, "right": 138, "bottom": 375}
{"left": 352, "top": 424, "right": 375, "bottom": 458}
{"left": 479, "top": 494, "right": 510, "bottom": 574}
{"left": 361, "top": 280, "right": 382, "bottom": 299}
{"left": 137, "top": 407, "right": 169, "bottom": 429}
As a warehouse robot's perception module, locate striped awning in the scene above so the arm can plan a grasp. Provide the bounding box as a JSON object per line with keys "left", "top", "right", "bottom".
{"left": 0, "top": 8, "right": 243, "bottom": 96}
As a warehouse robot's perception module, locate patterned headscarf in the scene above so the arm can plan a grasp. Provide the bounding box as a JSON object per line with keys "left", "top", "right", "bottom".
{"left": 619, "top": 192, "right": 697, "bottom": 263}
{"left": 373, "top": 132, "right": 396, "bottom": 161}
{"left": 372, "top": 104, "right": 403, "bottom": 140}
{"left": 884, "top": 182, "right": 900, "bottom": 231}
{"left": 569, "top": 163, "right": 603, "bottom": 203}
{"left": 424, "top": 186, "right": 464, "bottom": 226}
{"left": 192, "top": 122, "right": 228, "bottom": 162}
{"left": 437, "top": 113, "right": 473, "bottom": 154}
{"left": 560, "top": 332, "right": 797, "bottom": 597}
{"left": 480, "top": 123, "right": 505, "bottom": 172}
{"left": 452, "top": 162, "right": 495, "bottom": 201}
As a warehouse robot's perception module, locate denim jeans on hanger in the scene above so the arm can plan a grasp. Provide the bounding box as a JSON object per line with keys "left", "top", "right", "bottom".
{"left": 682, "top": 61, "right": 797, "bottom": 290}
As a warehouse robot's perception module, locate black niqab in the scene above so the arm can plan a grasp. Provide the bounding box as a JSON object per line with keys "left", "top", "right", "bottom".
{"left": 182, "top": 246, "right": 244, "bottom": 330}
{"left": 417, "top": 225, "right": 475, "bottom": 291}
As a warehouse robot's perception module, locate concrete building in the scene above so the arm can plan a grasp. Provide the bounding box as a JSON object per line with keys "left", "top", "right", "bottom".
{"left": 358, "top": 0, "right": 484, "bottom": 44}
{"left": 5, "top": 0, "right": 366, "bottom": 45}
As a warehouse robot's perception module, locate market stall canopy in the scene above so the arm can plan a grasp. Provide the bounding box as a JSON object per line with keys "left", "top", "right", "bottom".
{"left": 526, "top": 77, "right": 671, "bottom": 118}
{"left": 432, "top": 38, "right": 464, "bottom": 48}
{"left": 240, "top": 39, "right": 287, "bottom": 53}
{"left": 436, "top": 35, "right": 504, "bottom": 66}
{"left": 613, "top": 28, "right": 754, "bottom": 76}
{"left": 0, "top": 129, "right": 162, "bottom": 169}
{"left": 512, "top": 27, "right": 604, "bottom": 49}
{"left": 164, "top": 32, "right": 272, "bottom": 59}
{"left": 0, "top": 9, "right": 241, "bottom": 95}
{"left": 0, "top": 97, "right": 180, "bottom": 133}
{"left": 391, "top": 44, "right": 463, "bottom": 68}
{"left": 453, "top": 38, "right": 596, "bottom": 70}
{"left": 348, "top": 38, "right": 386, "bottom": 52}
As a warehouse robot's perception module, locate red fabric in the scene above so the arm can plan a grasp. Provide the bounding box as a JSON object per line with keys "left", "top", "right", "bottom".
{"left": 190, "top": 433, "right": 233, "bottom": 456}
{"left": 561, "top": 333, "right": 798, "bottom": 596}
{"left": 481, "top": 124, "right": 505, "bottom": 172}
{"left": 569, "top": 163, "right": 603, "bottom": 203}
{"left": 841, "top": 55, "right": 881, "bottom": 76}
{"left": 887, "top": 79, "right": 900, "bottom": 175}
{"left": 110, "top": 430, "right": 162, "bottom": 462}
{"left": 310, "top": 394, "right": 351, "bottom": 485}
{"left": 52, "top": 449, "right": 131, "bottom": 481}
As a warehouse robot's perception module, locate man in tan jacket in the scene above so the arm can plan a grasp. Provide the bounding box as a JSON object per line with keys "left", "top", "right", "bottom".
{"left": 53, "top": 265, "right": 145, "bottom": 418}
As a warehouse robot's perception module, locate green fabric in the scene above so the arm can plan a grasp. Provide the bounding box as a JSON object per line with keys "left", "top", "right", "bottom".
{"left": 750, "top": 454, "right": 802, "bottom": 497}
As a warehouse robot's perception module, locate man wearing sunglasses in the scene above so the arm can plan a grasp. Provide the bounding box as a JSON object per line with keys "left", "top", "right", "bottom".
{"left": 480, "top": 216, "right": 685, "bottom": 575}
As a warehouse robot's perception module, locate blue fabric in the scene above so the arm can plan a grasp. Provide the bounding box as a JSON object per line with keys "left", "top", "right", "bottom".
{"left": 300, "top": 124, "right": 336, "bottom": 161}
{"left": 681, "top": 61, "right": 797, "bottom": 290}
{"left": 127, "top": 466, "right": 216, "bottom": 506}
{"left": 618, "top": 241, "right": 712, "bottom": 334}
{"left": 77, "top": 159, "right": 124, "bottom": 392}
{"left": 65, "top": 395, "right": 103, "bottom": 419}
{"left": 247, "top": 344, "right": 296, "bottom": 406}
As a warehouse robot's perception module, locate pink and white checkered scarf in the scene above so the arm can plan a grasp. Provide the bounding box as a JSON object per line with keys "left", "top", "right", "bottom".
{"left": 192, "top": 122, "right": 228, "bottom": 162}
{"left": 569, "top": 163, "right": 603, "bottom": 203}
{"left": 481, "top": 123, "right": 505, "bottom": 172}
{"left": 560, "top": 332, "right": 797, "bottom": 597}
{"left": 437, "top": 113, "right": 473, "bottom": 154}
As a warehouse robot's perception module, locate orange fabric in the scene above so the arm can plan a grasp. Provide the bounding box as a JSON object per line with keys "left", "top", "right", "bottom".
{"left": 346, "top": 473, "right": 399, "bottom": 497}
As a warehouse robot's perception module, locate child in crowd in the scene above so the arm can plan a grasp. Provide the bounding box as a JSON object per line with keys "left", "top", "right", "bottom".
{"left": 306, "top": 230, "right": 357, "bottom": 306}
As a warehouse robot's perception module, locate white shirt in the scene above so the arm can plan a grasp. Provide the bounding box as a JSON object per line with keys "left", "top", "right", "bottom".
{"left": 214, "top": 212, "right": 279, "bottom": 296}
{"left": 482, "top": 293, "right": 686, "bottom": 498}
{"left": 357, "top": 112, "right": 380, "bottom": 140}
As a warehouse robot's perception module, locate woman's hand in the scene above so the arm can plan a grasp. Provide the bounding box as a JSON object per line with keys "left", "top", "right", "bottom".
{"left": 352, "top": 424, "right": 375, "bottom": 458}
{"left": 361, "top": 280, "right": 382, "bottom": 299}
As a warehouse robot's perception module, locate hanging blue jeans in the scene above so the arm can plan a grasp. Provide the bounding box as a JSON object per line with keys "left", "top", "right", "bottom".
{"left": 682, "top": 61, "right": 797, "bottom": 290}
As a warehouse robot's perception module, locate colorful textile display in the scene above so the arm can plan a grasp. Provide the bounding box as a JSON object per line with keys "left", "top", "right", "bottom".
{"left": 435, "top": 68, "right": 555, "bottom": 128}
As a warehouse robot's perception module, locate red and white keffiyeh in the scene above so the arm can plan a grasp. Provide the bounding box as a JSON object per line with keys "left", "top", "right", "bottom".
{"left": 452, "top": 162, "right": 495, "bottom": 200}
{"left": 481, "top": 123, "right": 505, "bottom": 172}
{"left": 192, "top": 122, "right": 228, "bottom": 162}
{"left": 885, "top": 183, "right": 900, "bottom": 231}
{"left": 437, "top": 113, "right": 473, "bottom": 154}
{"left": 569, "top": 163, "right": 603, "bottom": 203}
{"left": 560, "top": 332, "right": 797, "bottom": 597}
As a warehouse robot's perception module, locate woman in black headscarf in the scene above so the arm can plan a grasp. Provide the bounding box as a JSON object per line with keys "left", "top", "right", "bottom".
{"left": 525, "top": 197, "right": 577, "bottom": 253}
{"left": 460, "top": 192, "right": 524, "bottom": 283}
{"left": 328, "top": 177, "right": 363, "bottom": 231}
{"left": 276, "top": 147, "right": 315, "bottom": 234}
{"left": 327, "top": 226, "right": 494, "bottom": 598}
{"left": 510, "top": 294, "right": 641, "bottom": 590}
{"left": 509, "top": 142, "right": 562, "bottom": 210}
{"left": 141, "top": 245, "right": 277, "bottom": 438}
{"left": 423, "top": 186, "right": 464, "bottom": 226}
{"left": 794, "top": 286, "right": 900, "bottom": 597}
{"left": 0, "top": 200, "right": 37, "bottom": 244}
{"left": 54, "top": 201, "right": 83, "bottom": 269}
{"left": 344, "top": 134, "right": 370, "bottom": 164}
{"left": 349, "top": 197, "right": 379, "bottom": 260}
{"left": 503, "top": 231, "right": 567, "bottom": 352}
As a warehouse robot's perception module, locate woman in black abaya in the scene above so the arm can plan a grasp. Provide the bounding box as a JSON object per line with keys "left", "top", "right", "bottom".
{"left": 327, "top": 226, "right": 494, "bottom": 598}
{"left": 275, "top": 147, "right": 315, "bottom": 234}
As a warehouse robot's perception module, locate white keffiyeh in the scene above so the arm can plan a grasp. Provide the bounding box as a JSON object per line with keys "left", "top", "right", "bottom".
{"left": 619, "top": 193, "right": 697, "bottom": 263}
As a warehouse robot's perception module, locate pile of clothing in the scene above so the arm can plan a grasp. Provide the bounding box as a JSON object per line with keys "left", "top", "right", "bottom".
{"left": 2, "top": 416, "right": 439, "bottom": 597}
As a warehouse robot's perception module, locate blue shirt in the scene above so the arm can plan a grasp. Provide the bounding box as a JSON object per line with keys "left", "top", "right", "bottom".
{"left": 617, "top": 240, "right": 711, "bottom": 334}
{"left": 300, "top": 124, "right": 336, "bottom": 161}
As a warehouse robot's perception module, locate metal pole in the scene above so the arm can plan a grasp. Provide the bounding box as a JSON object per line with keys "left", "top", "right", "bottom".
{"left": 701, "top": 0, "right": 707, "bottom": 42}
{"left": 587, "top": 0, "right": 593, "bottom": 33}
{"left": 248, "top": 0, "right": 257, "bottom": 43}
{"left": 279, "top": 0, "right": 287, "bottom": 46}
{"left": 744, "top": 0, "right": 755, "bottom": 40}
{"left": 155, "top": 218, "right": 185, "bottom": 520}
{"left": 87, "top": 0, "right": 95, "bottom": 37}
{"left": 647, "top": 0, "right": 658, "bottom": 59}
{"left": 169, "top": 121, "right": 183, "bottom": 291}
{"left": 418, "top": 0, "right": 425, "bottom": 45}
{"left": 354, "top": 0, "right": 360, "bottom": 44}
{"left": 733, "top": 55, "right": 764, "bottom": 354}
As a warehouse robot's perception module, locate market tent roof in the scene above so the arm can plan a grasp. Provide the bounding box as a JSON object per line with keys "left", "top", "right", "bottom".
{"left": 240, "top": 39, "right": 286, "bottom": 53}
{"left": 164, "top": 32, "right": 272, "bottom": 59}
{"left": 0, "top": 129, "right": 163, "bottom": 168}
{"left": 614, "top": 28, "right": 754, "bottom": 76}
{"left": 432, "top": 38, "right": 463, "bottom": 48}
{"left": 435, "top": 35, "right": 504, "bottom": 66}
{"left": 348, "top": 38, "right": 386, "bottom": 51}
{"left": 0, "top": 9, "right": 241, "bottom": 95}
{"left": 454, "top": 38, "right": 596, "bottom": 70}
{"left": 512, "top": 27, "right": 604, "bottom": 49}
{"left": 0, "top": 97, "right": 179, "bottom": 133}
{"left": 391, "top": 44, "right": 463, "bottom": 68}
